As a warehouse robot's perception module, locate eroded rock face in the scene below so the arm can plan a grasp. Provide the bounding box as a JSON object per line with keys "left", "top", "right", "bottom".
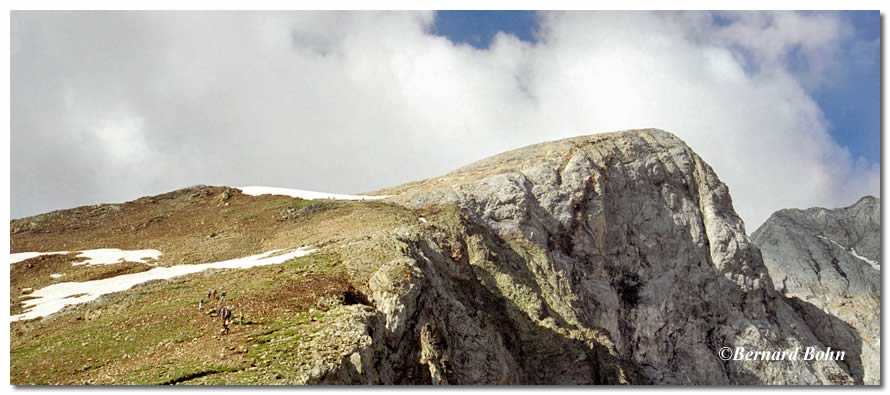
{"left": 319, "top": 129, "right": 858, "bottom": 384}
{"left": 16, "top": 131, "right": 876, "bottom": 385}
{"left": 751, "top": 197, "right": 881, "bottom": 384}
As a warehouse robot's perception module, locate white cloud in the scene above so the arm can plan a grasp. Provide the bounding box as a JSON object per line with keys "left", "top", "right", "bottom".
{"left": 11, "top": 11, "right": 879, "bottom": 231}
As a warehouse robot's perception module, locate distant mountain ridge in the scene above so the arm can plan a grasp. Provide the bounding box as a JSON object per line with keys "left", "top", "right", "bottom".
{"left": 752, "top": 196, "right": 881, "bottom": 384}
{"left": 10, "top": 129, "right": 878, "bottom": 385}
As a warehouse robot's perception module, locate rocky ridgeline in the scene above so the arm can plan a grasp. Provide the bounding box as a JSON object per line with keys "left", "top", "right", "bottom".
{"left": 752, "top": 196, "right": 881, "bottom": 384}
{"left": 310, "top": 129, "right": 868, "bottom": 384}
{"left": 12, "top": 129, "right": 878, "bottom": 385}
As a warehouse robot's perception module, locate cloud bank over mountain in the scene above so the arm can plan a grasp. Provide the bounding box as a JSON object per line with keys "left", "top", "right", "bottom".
{"left": 11, "top": 11, "right": 879, "bottom": 229}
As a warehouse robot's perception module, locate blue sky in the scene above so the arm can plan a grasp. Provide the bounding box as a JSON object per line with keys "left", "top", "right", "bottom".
{"left": 814, "top": 11, "right": 880, "bottom": 164}
{"left": 434, "top": 10, "right": 880, "bottom": 164}
{"left": 434, "top": 10, "right": 537, "bottom": 47}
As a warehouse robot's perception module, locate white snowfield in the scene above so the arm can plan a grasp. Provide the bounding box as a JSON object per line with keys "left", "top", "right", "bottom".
{"left": 11, "top": 248, "right": 162, "bottom": 266}
{"left": 11, "top": 251, "right": 66, "bottom": 264}
{"left": 238, "top": 186, "right": 389, "bottom": 201}
{"left": 12, "top": 247, "right": 316, "bottom": 322}
{"left": 850, "top": 247, "right": 881, "bottom": 271}
{"left": 817, "top": 236, "right": 880, "bottom": 271}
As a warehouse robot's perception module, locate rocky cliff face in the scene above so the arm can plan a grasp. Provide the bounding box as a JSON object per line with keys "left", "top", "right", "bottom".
{"left": 11, "top": 129, "right": 874, "bottom": 385}
{"left": 751, "top": 197, "right": 881, "bottom": 384}
{"left": 329, "top": 129, "right": 857, "bottom": 384}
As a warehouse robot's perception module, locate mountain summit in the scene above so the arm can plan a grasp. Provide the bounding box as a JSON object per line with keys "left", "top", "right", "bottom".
{"left": 752, "top": 196, "right": 881, "bottom": 384}
{"left": 10, "top": 129, "right": 873, "bottom": 385}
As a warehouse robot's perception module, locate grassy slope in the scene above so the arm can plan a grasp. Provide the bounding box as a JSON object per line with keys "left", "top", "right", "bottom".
{"left": 10, "top": 186, "right": 419, "bottom": 384}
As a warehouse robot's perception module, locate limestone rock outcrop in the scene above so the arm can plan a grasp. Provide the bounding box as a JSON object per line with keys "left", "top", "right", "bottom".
{"left": 323, "top": 129, "right": 860, "bottom": 384}
{"left": 13, "top": 128, "right": 876, "bottom": 385}
{"left": 752, "top": 197, "right": 881, "bottom": 384}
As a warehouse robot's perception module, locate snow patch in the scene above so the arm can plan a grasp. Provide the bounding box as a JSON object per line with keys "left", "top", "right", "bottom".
{"left": 12, "top": 248, "right": 162, "bottom": 266}
{"left": 817, "top": 236, "right": 880, "bottom": 271}
{"left": 418, "top": 217, "right": 428, "bottom": 223}
{"left": 49, "top": 273, "right": 64, "bottom": 279}
{"left": 850, "top": 247, "right": 880, "bottom": 271}
{"left": 11, "top": 247, "right": 316, "bottom": 322}
{"left": 238, "top": 186, "right": 389, "bottom": 201}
